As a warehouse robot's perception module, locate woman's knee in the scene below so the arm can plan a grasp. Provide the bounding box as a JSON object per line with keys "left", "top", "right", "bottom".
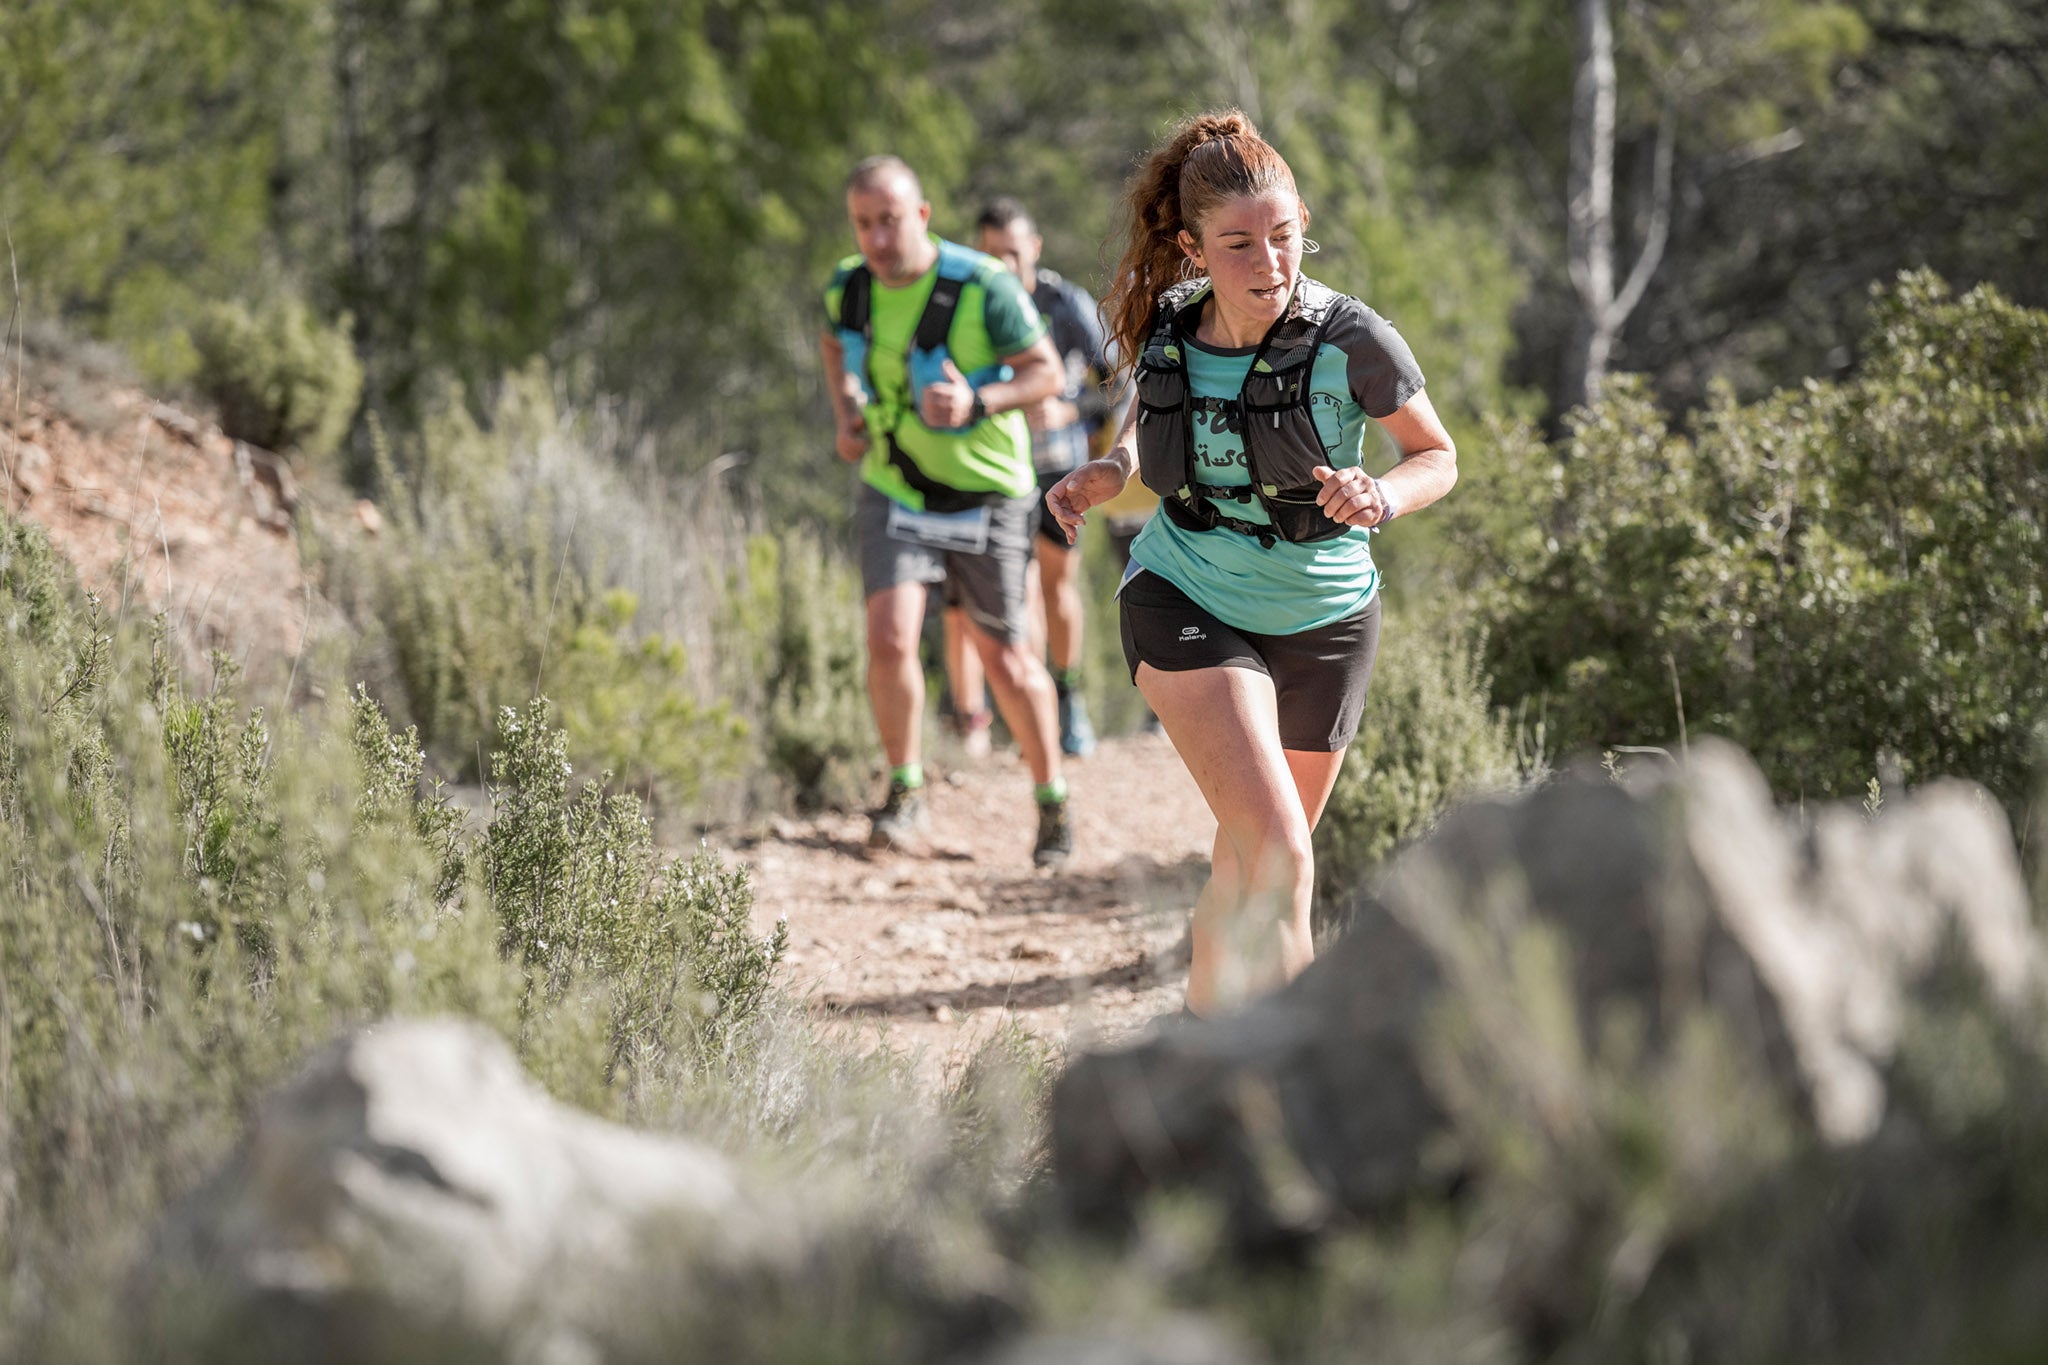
{"left": 1225, "top": 815, "right": 1313, "bottom": 888}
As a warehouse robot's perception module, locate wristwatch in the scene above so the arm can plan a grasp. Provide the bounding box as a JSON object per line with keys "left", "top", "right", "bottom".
{"left": 967, "top": 391, "right": 988, "bottom": 425}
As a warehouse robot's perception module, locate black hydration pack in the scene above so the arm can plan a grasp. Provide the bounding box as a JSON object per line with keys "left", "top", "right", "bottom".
{"left": 1133, "top": 276, "right": 1347, "bottom": 548}
{"left": 836, "top": 245, "right": 1011, "bottom": 514}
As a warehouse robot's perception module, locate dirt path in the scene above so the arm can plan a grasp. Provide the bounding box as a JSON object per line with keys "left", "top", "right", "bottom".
{"left": 726, "top": 732, "right": 1217, "bottom": 1085}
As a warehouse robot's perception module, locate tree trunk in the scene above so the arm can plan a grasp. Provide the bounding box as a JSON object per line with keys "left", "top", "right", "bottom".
{"left": 1565, "top": 0, "right": 1673, "bottom": 413}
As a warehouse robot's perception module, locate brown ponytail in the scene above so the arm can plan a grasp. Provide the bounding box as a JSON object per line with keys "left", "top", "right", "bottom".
{"left": 1103, "top": 109, "right": 1301, "bottom": 380}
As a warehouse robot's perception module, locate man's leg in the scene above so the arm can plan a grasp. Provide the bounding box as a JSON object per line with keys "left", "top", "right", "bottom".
{"left": 854, "top": 483, "right": 945, "bottom": 850}
{"left": 952, "top": 493, "right": 1071, "bottom": 865}
{"left": 1033, "top": 454, "right": 1095, "bottom": 757}
{"left": 964, "top": 616, "right": 1060, "bottom": 787}
{"left": 865, "top": 581, "right": 928, "bottom": 768}
{"left": 1037, "top": 533, "right": 1096, "bottom": 756}
{"left": 943, "top": 603, "right": 993, "bottom": 757}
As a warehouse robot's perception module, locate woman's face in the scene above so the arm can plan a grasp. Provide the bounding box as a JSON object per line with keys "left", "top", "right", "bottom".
{"left": 1182, "top": 190, "right": 1305, "bottom": 327}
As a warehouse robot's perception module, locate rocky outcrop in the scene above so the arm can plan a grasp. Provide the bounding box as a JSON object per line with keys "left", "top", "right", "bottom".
{"left": 144, "top": 1018, "right": 758, "bottom": 1362}
{"left": 1049, "top": 740, "right": 2042, "bottom": 1246}
{"left": 143, "top": 1016, "right": 1020, "bottom": 1363}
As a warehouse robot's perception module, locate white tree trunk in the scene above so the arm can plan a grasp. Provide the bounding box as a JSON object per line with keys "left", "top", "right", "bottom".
{"left": 1565, "top": 0, "right": 1673, "bottom": 412}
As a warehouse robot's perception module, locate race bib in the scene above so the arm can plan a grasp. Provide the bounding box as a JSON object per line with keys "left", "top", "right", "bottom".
{"left": 886, "top": 500, "right": 993, "bottom": 555}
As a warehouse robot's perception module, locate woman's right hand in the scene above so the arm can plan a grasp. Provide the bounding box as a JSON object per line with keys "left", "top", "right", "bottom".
{"left": 1045, "top": 458, "right": 1132, "bottom": 543}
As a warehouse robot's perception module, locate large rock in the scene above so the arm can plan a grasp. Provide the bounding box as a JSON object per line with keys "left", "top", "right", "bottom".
{"left": 1049, "top": 741, "right": 2042, "bottom": 1245}
{"left": 143, "top": 1018, "right": 765, "bottom": 1363}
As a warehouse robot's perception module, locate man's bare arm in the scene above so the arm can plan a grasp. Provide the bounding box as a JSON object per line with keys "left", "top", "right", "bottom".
{"left": 819, "top": 331, "right": 870, "bottom": 463}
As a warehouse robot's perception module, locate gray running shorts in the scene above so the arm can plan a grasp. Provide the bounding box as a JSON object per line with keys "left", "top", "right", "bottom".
{"left": 856, "top": 481, "right": 1035, "bottom": 645}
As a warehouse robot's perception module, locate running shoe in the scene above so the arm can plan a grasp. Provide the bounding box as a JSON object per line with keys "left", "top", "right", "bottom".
{"left": 868, "top": 778, "right": 928, "bottom": 852}
{"left": 1055, "top": 683, "right": 1096, "bottom": 758}
{"left": 1031, "top": 797, "right": 1073, "bottom": 868}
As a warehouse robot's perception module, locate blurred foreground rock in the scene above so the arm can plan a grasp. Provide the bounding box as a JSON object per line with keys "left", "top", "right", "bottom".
{"left": 1050, "top": 740, "right": 2042, "bottom": 1248}
{"left": 142, "top": 1018, "right": 1009, "bottom": 1364}
{"left": 143, "top": 1018, "right": 753, "bottom": 1362}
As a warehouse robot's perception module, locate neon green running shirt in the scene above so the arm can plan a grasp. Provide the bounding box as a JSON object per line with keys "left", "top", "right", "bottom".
{"left": 824, "top": 238, "right": 1047, "bottom": 506}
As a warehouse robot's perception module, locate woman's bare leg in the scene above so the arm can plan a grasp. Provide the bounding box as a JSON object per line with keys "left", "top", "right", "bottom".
{"left": 1138, "top": 663, "right": 1315, "bottom": 1014}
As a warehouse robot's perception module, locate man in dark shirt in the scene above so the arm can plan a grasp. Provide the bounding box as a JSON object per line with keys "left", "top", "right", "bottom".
{"left": 947, "top": 197, "right": 1118, "bottom": 758}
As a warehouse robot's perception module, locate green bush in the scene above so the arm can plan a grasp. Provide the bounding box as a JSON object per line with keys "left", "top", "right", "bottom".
{"left": 0, "top": 515, "right": 517, "bottom": 1361}
{"left": 1312, "top": 606, "right": 1525, "bottom": 913}
{"left": 0, "top": 510, "right": 917, "bottom": 1363}
{"left": 1448, "top": 272, "right": 2048, "bottom": 812}
{"left": 482, "top": 696, "right": 785, "bottom": 1086}
{"left": 715, "top": 531, "right": 875, "bottom": 811}
{"left": 190, "top": 294, "right": 363, "bottom": 462}
{"left": 327, "top": 368, "right": 888, "bottom": 819}
{"left": 546, "top": 589, "right": 748, "bottom": 811}
{"left": 328, "top": 374, "right": 748, "bottom": 811}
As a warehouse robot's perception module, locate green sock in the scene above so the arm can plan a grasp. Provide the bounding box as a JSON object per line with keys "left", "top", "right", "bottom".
{"left": 890, "top": 763, "right": 924, "bottom": 790}
{"left": 1052, "top": 666, "right": 1081, "bottom": 692}
{"left": 1034, "top": 777, "right": 1067, "bottom": 806}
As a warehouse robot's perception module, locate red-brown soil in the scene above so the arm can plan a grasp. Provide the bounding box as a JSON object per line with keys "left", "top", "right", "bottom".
{"left": 3, "top": 375, "right": 327, "bottom": 692}
{"left": 729, "top": 733, "right": 1215, "bottom": 1085}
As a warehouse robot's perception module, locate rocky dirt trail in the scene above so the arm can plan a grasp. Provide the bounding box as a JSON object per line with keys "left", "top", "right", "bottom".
{"left": 724, "top": 732, "right": 1217, "bottom": 1086}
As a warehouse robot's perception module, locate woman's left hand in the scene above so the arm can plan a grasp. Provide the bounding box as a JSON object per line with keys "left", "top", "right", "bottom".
{"left": 1312, "top": 465, "right": 1392, "bottom": 528}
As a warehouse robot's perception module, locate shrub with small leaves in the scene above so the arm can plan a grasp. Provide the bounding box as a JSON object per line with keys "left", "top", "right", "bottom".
{"left": 483, "top": 698, "right": 786, "bottom": 1073}
{"left": 190, "top": 294, "right": 363, "bottom": 463}
{"left": 1313, "top": 607, "right": 1523, "bottom": 915}
{"left": 328, "top": 375, "right": 750, "bottom": 815}
{"left": 348, "top": 684, "right": 469, "bottom": 906}
{"left": 716, "top": 532, "right": 873, "bottom": 810}
{"left": 1446, "top": 272, "right": 2048, "bottom": 814}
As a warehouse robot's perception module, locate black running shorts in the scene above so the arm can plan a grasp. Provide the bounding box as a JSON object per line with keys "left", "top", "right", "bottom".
{"left": 1117, "top": 569, "right": 1381, "bottom": 752}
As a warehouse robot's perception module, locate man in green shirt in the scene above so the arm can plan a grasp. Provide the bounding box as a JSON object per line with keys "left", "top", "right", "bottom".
{"left": 819, "top": 156, "right": 1073, "bottom": 865}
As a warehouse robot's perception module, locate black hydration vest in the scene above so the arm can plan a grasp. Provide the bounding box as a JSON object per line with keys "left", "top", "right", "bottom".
{"left": 1133, "top": 276, "right": 1347, "bottom": 548}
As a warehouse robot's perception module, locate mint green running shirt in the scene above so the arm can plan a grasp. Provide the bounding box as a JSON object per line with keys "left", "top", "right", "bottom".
{"left": 1128, "top": 293, "right": 1425, "bottom": 635}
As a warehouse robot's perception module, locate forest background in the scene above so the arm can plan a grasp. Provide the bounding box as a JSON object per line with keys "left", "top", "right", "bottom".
{"left": 6, "top": 0, "right": 2045, "bottom": 821}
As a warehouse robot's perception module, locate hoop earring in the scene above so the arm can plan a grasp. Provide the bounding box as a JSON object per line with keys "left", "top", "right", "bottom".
{"left": 1177, "top": 255, "right": 1200, "bottom": 282}
{"left": 1302, "top": 238, "right": 1321, "bottom": 254}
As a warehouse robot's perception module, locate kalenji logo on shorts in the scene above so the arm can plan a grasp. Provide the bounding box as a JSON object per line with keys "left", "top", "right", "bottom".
{"left": 1179, "top": 625, "right": 1206, "bottom": 641}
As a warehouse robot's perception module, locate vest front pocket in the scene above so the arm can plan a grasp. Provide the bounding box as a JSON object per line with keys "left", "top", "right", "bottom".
{"left": 1242, "top": 406, "right": 1327, "bottom": 489}
{"left": 1241, "top": 365, "right": 1326, "bottom": 488}
{"left": 1134, "top": 363, "right": 1193, "bottom": 497}
{"left": 1259, "top": 492, "right": 1348, "bottom": 543}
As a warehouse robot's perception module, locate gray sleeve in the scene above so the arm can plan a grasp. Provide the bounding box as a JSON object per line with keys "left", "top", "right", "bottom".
{"left": 1325, "top": 299, "right": 1426, "bottom": 419}
{"left": 1068, "top": 281, "right": 1111, "bottom": 376}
